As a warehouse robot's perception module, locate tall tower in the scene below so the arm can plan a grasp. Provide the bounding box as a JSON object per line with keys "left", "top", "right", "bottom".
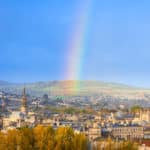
{"left": 1, "top": 95, "right": 6, "bottom": 112}
{"left": 21, "top": 88, "right": 27, "bottom": 115}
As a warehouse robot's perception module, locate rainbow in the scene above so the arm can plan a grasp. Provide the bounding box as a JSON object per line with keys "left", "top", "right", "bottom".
{"left": 65, "top": 0, "right": 92, "bottom": 94}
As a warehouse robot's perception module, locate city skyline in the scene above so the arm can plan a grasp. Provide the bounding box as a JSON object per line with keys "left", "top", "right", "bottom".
{"left": 1, "top": 0, "right": 150, "bottom": 87}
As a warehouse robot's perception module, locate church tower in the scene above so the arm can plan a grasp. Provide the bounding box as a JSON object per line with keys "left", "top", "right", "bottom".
{"left": 1, "top": 95, "right": 6, "bottom": 112}
{"left": 21, "top": 88, "right": 27, "bottom": 115}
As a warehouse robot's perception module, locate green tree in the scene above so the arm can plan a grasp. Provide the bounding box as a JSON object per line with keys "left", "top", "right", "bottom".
{"left": 130, "top": 105, "right": 141, "bottom": 113}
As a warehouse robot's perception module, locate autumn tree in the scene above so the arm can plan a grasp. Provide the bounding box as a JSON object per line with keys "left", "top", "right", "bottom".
{"left": 18, "top": 127, "right": 36, "bottom": 150}
{"left": 73, "top": 133, "right": 88, "bottom": 150}
{"left": 0, "top": 126, "right": 88, "bottom": 150}
{"left": 0, "top": 131, "right": 7, "bottom": 150}
{"left": 34, "top": 125, "right": 55, "bottom": 150}
{"left": 54, "top": 127, "right": 75, "bottom": 150}
{"left": 5, "top": 129, "right": 20, "bottom": 150}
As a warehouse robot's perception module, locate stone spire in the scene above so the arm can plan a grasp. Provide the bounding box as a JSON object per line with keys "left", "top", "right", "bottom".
{"left": 21, "top": 88, "right": 27, "bottom": 114}
{"left": 1, "top": 94, "right": 6, "bottom": 112}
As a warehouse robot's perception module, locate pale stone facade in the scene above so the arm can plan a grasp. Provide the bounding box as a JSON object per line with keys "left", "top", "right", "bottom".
{"left": 140, "top": 109, "right": 150, "bottom": 123}
{"left": 112, "top": 126, "right": 144, "bottom": 140}
{"left": 88, "top": 123, "right": 101, "bottom": 140}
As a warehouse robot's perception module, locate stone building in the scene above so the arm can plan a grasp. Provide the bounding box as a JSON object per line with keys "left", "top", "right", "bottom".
{"left": 88, "top": 123, "right": 101, "bottom": 141}
{"left": 139, "top": 109, "right": 150, "bottom": 123}
{"left": 112, "top": 125, "right": 144, "bottom": 140}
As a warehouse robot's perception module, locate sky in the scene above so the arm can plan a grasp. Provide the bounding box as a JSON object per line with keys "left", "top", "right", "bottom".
{"left": 0, "top": 0, "right": 150, "bottom": 87}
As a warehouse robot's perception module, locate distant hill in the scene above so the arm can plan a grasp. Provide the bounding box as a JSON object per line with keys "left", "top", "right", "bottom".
{"left": 0, "top": 80, "right": 13, "bottom": 86}
{"left": 0, "top": 80, "right": 150, "bottom": 99}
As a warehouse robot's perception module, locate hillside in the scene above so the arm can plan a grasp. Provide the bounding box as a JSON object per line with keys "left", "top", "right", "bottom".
{"left": 0, "top": 80, "right": 150, "bottom": 99}
{"left": 0, "top": 80, "right": 13, "bottom": 86}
